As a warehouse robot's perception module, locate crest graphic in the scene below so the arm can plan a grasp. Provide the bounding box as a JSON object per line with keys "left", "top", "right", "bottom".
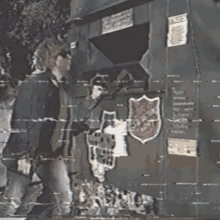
{"left": 128, "top": 95, "right": 161, "bottom": 144}
{"left": 87, "top": 110, "right": 128, "bottom": 182}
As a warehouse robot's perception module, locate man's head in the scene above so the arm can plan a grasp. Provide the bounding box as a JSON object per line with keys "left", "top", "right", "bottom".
{"left": 90, "top": 75, "right": 109, "bottom": 99}
{"left": 36, "top": 37, "right": 71, "bottom": 79}
{"left": 54, "top": 49, "right": 72, "bottom": 79}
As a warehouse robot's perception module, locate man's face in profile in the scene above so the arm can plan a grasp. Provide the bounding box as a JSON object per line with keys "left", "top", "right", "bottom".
{"left": 56, "top": 53, "right": 72, "bottom": 74}
{"left": 52, "top": 51, "right": 72, "bottom": 81}
{"left": 92, "top": 85, "right": 105, "bottom": 99}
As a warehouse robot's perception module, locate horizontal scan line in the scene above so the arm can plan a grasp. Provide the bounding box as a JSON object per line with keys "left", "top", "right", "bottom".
{"left": 172, "top": 90, "right": 185, "bottom": 94}
{"left": 192, "top": 202, "right": 210, "bottom": 205}
{"left": 195, "top": 192, "right": 203, "bottom": 195}
{"left": 153, "top": 80, "right": 165, "bottom": 83}
{"left": 141, "top": 183, "right": 167, "bottom": 186}
{"left": 203, "top": 183, "right": 220, "bottom": 186}
{"left": 167, "top": 119, "right": 188, "bottom": 122}
{"left": 175, "top": 182, "right": 197, "bottom": 185}
{"left": 170, "top": 130, "right": 186, "bottom": 134}
{"left": 29, "top": 202, "right": 52, "bottom": 205}
{"left": 173, "top": 97, "right": 186, "bottom": 100}
{"left": 192, "top": 119, "right": 203, "bottom": 122}
{"left": 167, "top": 75, "right": 181, "bottom": 77}
{"left": 173, "top": 102, "right": 195, "bottom": 106}
{"left": 173, "top": 80, "right": 185, "bottom": 83}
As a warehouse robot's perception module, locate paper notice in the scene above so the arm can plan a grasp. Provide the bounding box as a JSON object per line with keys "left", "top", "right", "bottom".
{"left": 167, "top": 138, "right": 197, "bottom": 157}
{"left": 102, "top": 8, "right": 133, "bottom": 34}
{"left": 167, "top": 13, "right": 188, "bottom": 47}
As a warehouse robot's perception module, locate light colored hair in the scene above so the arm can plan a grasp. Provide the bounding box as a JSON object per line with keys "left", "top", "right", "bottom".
{"left": 32, "top": 49, "right": 44, "bottom": 71}
{"left": 36, "top": 37, "right": 70, "bottom": 71}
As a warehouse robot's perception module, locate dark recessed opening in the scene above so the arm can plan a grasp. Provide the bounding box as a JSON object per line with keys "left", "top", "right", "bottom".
{"left": 90, "top": 23, "right": 150, "bottom": 64}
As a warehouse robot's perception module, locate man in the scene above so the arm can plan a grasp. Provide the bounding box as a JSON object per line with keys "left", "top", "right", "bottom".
{"left": 66, "top": 75, "right": 109, "bottom": 184}
{"left": 0, "top": 37, "right": 73, "bottom": 216}
{"left": 12, "top": 46, "right": 59, "bottom": 216}
{"left": 0, "top": 36, "right": 107, "bottom": 217}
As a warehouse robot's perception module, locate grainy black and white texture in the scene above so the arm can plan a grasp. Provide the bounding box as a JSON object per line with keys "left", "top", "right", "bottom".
{"left": 1, "top": 0, "right": 220, "bottom": 219}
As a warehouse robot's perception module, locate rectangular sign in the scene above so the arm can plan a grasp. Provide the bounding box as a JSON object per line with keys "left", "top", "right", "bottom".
{"left": 167, "top": 138, "right": 197, "bottom": 157}
{"left": 102, "top": 8, "right": 133, "bottom": 34}
{"left": 167, "top": 13, "right": 188, "bottom": 47}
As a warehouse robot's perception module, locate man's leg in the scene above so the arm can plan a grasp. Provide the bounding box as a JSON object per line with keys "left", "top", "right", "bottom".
{"left": 0, "top": 169, "right": 30, "bottom": 216}
{"left": 39, "top": 157, "right": 73, "bottom": 216}
{"left": 14, "top": 173, "right": 44, "bottom": 216}
{"left": 68, "top": 143, "right": 83, "bottom": 211}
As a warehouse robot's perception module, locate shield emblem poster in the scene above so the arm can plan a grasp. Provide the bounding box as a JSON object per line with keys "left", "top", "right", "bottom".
{"left": 128, "top": 95, "right": 162, "bottom": 144}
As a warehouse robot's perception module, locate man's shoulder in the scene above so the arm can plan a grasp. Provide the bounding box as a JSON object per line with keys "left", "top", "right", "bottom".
{"left": 28, "top": 70, "right": 52, "bottom": 81}
{"left": 17, "top": 70, "right": 53, "bottom": 95}
{"left": 19, "top": 71, "right": 53, "bottom": 89}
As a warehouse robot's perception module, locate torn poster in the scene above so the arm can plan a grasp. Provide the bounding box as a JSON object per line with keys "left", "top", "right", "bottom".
{"left": 87, "top": 110, "right": 128, "bottom": 182}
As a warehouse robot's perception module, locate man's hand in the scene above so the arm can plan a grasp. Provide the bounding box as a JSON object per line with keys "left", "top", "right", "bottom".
{"left": 17, "top": 156, "right": 31, "bottom": 175}
{"left": 105, "top": 70, "right": 134, "bottom": 98}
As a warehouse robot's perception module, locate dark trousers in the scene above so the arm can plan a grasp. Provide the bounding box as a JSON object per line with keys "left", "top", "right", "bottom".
{"left": 0, "top": 156, "right": 73, "bottom": 217}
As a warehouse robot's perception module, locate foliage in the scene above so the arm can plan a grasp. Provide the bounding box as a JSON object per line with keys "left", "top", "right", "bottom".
{"left": 0, "top": 0, "right": 71, "bottom": 102}
{"left": 0, "top": 0, "right": 71, "bottom": 76}
{"left": 7, "top": 0, "right": 71, "bottom": 52}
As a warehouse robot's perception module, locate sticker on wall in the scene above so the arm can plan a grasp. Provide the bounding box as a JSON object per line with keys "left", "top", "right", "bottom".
{"left": 167, "top": 138, "right": 197, "bottom": 157}
{"left": 102, "top": 8, "right": 134, "bottom": 34}
{"left": 87, "top": 110, "right": 128, "bottom": 182}
{"left": 128, "top": 95, "right": 162, "bottom": 144}
{"left": 167, "top": 13, "right": 188, "bottom": 47}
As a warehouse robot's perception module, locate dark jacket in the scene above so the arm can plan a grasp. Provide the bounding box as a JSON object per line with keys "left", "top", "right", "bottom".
{"left": 50, "top": 80, "right": 102, "bottom": 173}
{"left": 1, "top": 71, "right": 60, "bottom": 175}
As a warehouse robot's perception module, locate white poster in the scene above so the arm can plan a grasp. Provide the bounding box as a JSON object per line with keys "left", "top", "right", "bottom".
{"left": 167, "top": 138, "right": 197, "bottom": 157}
{"left": 167, "top": 13, "right": 188, "bottom": 47}
{"left": 102, "top": 8, "right": 133, "bottom": 34}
